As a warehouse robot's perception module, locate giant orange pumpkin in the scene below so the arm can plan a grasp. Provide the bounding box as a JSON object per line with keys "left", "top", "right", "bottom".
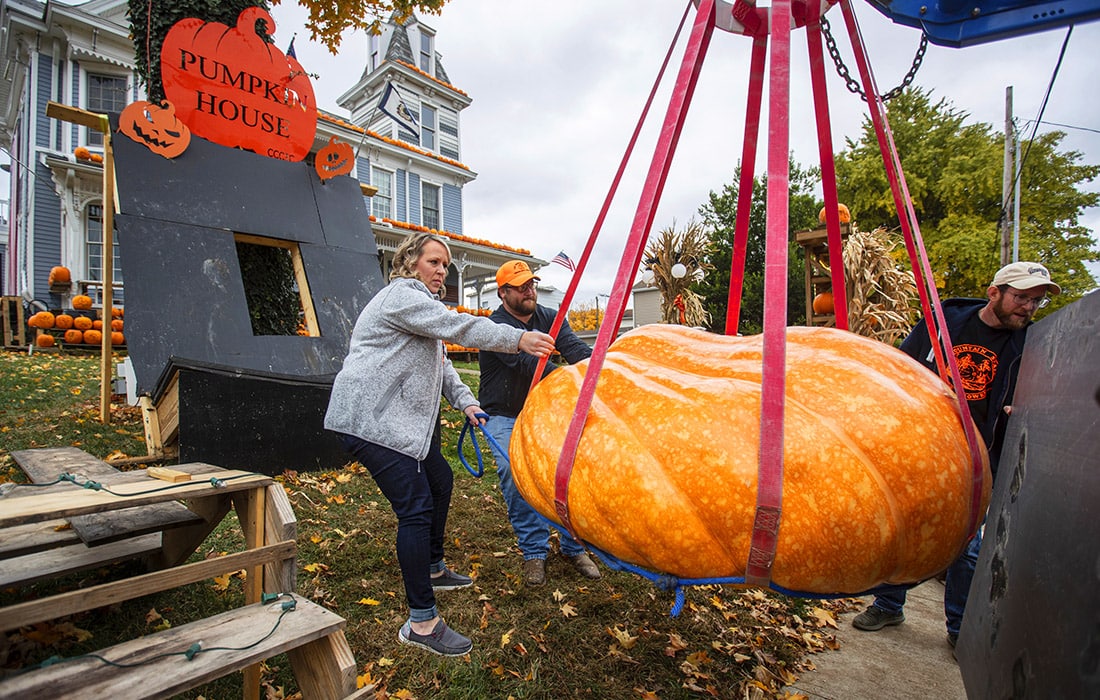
{"left": 72, "top": 295, "right": 93, "bottom": 310}
{"left": 118, "top": 100, "right": 192, "bottom": 159}
{"left": 160, "top": 8, "right": 317, "bottom": 162}
{"left": 53, "top": 314, "right": 74, "bottom": 330}
{"left": 64, "top": 329, "right": 84, "bottom": 344}
{"left": 73, "top": 316, "right": 93, "bottom": 331}
{"left": 510, "top": 325, "right": 990, "bottom": 593}
{"left": 83, "top": 329, "right": 103, "bottom": 345}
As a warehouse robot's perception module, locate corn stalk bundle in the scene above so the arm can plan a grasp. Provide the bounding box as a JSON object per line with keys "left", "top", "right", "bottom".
{"left": 843, "top": 226, "right": 916, "bottom": 345}
{"left": 644, "top": 221, "right": 713, "bottom": 327}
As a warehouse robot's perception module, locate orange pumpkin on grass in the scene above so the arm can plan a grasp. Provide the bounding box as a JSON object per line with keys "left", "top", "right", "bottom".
{"left": 510, "top": 324, "right": 989, "bottom": 593}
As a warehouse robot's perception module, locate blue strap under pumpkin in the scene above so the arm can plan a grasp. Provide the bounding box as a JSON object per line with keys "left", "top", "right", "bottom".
{"left": 523, "top": 509, "right": 921, "bottom": 616}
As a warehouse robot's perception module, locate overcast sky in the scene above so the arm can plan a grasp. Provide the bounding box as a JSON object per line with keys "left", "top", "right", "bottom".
{"left": 6, "top": 1, "right": 1098, "bottom": 303}
{"left": 265, "top": 1, "right": 1100, "bottom": 304}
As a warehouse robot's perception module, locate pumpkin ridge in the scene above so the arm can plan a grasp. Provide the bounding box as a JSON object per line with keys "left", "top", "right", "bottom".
{"left": 584, "top": 366, "right": 739, "bottom": 572}
{"left": 580, "top": 356, "right": 755, "bottom": 574}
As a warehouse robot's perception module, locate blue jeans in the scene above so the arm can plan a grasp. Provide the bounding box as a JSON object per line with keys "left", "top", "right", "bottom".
{"left": 484, "top": 416, "right": 585, "bottom": 560}
{"left": 338, "top": 431, "right": 453, "bottom": 623}
{"left": 871, "top": 527, "right": 983, "bottom": 636}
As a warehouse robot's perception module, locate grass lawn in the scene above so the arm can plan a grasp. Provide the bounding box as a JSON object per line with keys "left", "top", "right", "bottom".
{"left": 0, "top": 351, "right": 857, "bottom": 699}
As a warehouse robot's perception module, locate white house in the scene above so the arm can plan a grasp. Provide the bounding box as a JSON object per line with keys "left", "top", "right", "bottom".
{"left": 0, "top": 0, "right": 545, "bottom": 315}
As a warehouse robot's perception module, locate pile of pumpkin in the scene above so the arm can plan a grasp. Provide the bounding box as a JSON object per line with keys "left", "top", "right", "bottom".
{"left": 26, "top": 295, "right": 125, "bottom": 348}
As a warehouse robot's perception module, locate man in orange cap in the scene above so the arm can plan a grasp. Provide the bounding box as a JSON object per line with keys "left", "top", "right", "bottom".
{"left": 478, "top": 260, "right": 602, "bottom": 586}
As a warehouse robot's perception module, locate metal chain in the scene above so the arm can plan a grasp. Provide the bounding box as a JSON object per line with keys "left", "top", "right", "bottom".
{"left": 820, "top": 14, "right": 927, "bottom": 102}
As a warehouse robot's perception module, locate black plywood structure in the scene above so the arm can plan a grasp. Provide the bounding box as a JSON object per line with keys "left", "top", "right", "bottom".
{"left": 958, "top": 292, "right": 1100, "bottom": 699}
{"left": 111, "top": 120, "right": 382, "bottom": 473}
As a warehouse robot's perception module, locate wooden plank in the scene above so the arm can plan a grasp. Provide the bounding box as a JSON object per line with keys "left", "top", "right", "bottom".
{"left": 8, "top": 448, "right": 204, "bottom": 545}
{"left": 153, "top": 494, "right": 232, "bottom": 570}
{"left": 156, "top": 371, "right": 180, "bottom": 447}
{"left": 147, "top": 467, "right": 191, "bottom": 482}
{"left": 264, "top": 483, "right": 298, "bottom": 593}
{"left": 235, "top": 486, "right": 266, "bottom": 700}
{"left": 0, "top": 533, "right": 162, "bottom": 590}
{"left": 287, "top": 629, "right": 359, "bottom": 700}
{"left": 0, "top": 598, "right": 346, "bottom": 699}
{"left": 0, "top": 519, "right": 80, "bottom": 559}
{"left": 139, "top": 394, "right": 165, "bottom": 457}
{"left": 0, "top": 470, "right": 270, "bottom": 528}
{"left": 0, "top": 540, "right": 296, "bottom": 631}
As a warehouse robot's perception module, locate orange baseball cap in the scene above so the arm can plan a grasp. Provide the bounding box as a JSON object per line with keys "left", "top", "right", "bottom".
{"left": 496, "top": 261, "right": 539, "bottom": 288}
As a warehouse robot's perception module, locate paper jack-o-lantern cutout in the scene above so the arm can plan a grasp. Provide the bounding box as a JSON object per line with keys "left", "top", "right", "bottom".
{"left": 315, "top": 137, "right": 355, "bottom": 180}
{"left": 160, "top": 8, "right": 317, "bottom": 162}
{"left": 511, "top": 325, "right": 990, "bottom": 594}
{"left": 119, "top": 100, "right": 192, "bottom": 158}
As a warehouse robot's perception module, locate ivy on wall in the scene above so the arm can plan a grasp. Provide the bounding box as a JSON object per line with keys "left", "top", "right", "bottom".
{"left": 129, "top": 0, "right": 271, "bottom": 103}
{"left": 236, "top": 241, "right": 301, "bottom": 336}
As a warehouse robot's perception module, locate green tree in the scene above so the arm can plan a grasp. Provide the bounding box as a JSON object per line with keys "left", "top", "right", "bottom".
{"left": 129, "top": 0, "right": 449, "bottom": 102}
{"left": 834, "top": 87, "right": 1099, "bottom": 306}
{"left": 695, "top": 159, "right": 822, "bottom": 335}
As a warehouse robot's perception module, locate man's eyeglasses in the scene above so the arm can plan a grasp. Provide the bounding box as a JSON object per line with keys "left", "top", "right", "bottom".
{"left": 505, "top": 281, "right": 537, "bottom": 293}
{"left": 1009, "top": 291, "right": 1050, "bottom": 309}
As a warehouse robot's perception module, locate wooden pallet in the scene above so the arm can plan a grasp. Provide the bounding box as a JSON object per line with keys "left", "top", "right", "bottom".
{"left": 0, "top": 598, "right": 372, "bottom": 699}
{"left": 2, "top": 296, "right": 26, "bottom": 348}
{"left": 0, "top": 448, "right": 361, "bottom": 699}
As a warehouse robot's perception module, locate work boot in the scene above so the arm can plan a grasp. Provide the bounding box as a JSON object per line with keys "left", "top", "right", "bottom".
{"left": 523, "top": 558, "right": 546, "bottom": 587}
{"left": 852, "top": 605, "right": 905, "bottom": 631}
{"left": 567, "top": 552, "right": 602, "bottom": 580}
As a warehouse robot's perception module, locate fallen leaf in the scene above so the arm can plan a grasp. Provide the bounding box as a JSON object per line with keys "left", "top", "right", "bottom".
{"left": 357, "top": 598, "right": 382, "bottom": 606}
{"left": 500, "top": 628, "right": 514, "bottom": 648}
{"left": 560, "top": 602, "right": 577, "bottom": 618}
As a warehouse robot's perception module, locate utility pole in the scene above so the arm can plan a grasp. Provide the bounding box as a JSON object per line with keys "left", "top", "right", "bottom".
{"left": 1000, "top": 86, "right": 1015, "bottom": 266}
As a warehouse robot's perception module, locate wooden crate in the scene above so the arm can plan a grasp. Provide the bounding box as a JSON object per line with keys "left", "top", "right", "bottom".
{"left": 2, "top": 296, "right": 26, "bottom": 348}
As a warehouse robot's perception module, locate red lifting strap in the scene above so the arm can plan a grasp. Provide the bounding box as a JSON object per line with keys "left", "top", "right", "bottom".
{"left": 744, "top": 0, "right": 793, "bottom": 587}
{"left": 840, "top": 0, "right": 986, "bottom": 538}
{"left": 547, "top": 0, "right": 717, "bottom": 537}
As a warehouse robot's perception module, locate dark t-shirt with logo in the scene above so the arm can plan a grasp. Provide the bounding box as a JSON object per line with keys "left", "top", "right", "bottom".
{"left": 952, "top": 312, "right": 1013, "bottom": 430}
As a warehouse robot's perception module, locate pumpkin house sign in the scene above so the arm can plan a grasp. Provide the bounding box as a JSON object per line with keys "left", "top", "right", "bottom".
{"left": 160, "top": 7, "right": 317, "bottom": 161}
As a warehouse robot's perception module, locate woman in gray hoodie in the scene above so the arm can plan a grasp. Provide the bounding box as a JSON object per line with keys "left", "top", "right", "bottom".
{"left": 325, "top": 232, "right": 554, "bottom": 656}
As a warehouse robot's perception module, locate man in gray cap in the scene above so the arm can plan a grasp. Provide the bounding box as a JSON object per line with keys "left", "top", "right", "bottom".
{"left": 852, "top": 261, "right": 1059, "bottom": 652}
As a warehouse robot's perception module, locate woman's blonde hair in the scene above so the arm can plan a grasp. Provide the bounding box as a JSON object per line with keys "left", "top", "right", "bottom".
{"left": 390, "top": 232, "right": 452, "bottom": 296}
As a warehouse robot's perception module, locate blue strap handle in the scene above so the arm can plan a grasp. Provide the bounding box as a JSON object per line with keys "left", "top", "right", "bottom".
{"left": 457, "top": 412, "right": 508, "bottom": 477}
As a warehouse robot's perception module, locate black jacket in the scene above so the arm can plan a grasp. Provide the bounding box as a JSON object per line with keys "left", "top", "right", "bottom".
{"left": 899, "top": 297, "right": 1029, "bottom": 471}
{"left": 479, "top": 304, "right": 592, "bottom": 418}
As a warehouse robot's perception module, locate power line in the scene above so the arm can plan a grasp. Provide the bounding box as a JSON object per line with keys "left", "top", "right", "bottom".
{"left": 1025, "top": 119, "right": 1100, "bottom": 136}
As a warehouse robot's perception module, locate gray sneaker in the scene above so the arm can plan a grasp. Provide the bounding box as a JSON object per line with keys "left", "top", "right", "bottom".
{"left": 398, "top": 619, "right": 472, "bottom": 656}
{"left": 852, "top": 605, "right": 905, "bottom": 631}
{"left": 430, "top": 566, "right": 472, "bottom": 591}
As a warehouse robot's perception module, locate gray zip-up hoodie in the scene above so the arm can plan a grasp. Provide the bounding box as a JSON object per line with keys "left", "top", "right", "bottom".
{"left": 324, "top": 277, "right": 526, "bottom": 460}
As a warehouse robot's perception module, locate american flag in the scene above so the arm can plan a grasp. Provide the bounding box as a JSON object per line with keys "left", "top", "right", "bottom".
{"left": 551, "top": 251, "right": 576, "bottom": 272}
